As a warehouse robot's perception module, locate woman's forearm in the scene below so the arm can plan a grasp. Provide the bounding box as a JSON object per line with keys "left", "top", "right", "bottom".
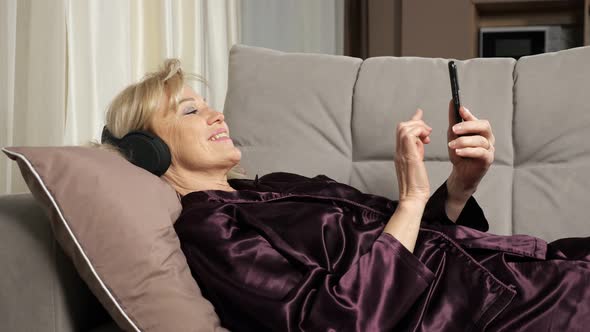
{"left": 383, "top": 201, "right": 426, "bottom": 253}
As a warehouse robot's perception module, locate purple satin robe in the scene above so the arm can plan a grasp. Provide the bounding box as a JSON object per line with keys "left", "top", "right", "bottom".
{"left": 174, "top": 172, "right": 590, "bottom": 331}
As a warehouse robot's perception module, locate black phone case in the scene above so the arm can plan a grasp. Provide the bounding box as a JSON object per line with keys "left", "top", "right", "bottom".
{"left": 448, "top": 61, "right": 463, "bottom": 124}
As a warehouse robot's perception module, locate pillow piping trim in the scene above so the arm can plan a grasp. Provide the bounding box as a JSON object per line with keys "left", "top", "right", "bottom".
{"left": 2, "top": 147, "right": 141, "bottom": 332}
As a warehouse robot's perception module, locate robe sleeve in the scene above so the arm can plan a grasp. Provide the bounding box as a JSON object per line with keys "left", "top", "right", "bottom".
{"left": 422, "top": 180, "right": 489, "bottom": 232}
{"left": 299, "top": 231, "right": 436, "bottom": 331}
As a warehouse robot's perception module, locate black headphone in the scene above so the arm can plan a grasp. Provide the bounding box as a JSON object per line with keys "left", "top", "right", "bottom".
{"left": 101, "top": 126, "right": 171, "bottom": 176}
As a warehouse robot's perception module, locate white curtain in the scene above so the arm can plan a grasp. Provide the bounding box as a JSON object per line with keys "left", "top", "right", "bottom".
{"left": 1, "top": 0, "right": 240, "bottom": 194}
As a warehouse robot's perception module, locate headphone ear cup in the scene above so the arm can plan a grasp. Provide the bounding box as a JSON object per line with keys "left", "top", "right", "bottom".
{"left": 118, "top": 131, "right": 171, "bottom": 176}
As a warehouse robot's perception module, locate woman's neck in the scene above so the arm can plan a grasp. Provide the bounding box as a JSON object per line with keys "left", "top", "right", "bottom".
{"left": 163, "top": 166, "right": 236, "bottom": 197}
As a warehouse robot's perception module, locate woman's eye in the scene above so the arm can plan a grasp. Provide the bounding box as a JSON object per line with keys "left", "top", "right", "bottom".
{"left": 185, "top": 108, "right": 198, "bottom": 115}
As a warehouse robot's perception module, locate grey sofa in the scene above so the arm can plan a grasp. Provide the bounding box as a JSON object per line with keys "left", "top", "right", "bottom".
{"left": 2, "top": 44, "right": 590, "bottom": 331}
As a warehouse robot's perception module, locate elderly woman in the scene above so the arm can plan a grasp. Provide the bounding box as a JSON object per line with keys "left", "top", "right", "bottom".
{"left": 101, "top": 60, "right": 590, "bottom": 331}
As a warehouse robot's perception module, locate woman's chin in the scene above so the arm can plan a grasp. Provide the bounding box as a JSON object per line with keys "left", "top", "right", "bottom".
{"left": 230, "top": 148, "right": 242, "bottom": 163}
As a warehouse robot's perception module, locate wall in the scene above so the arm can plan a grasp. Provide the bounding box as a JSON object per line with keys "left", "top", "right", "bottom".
{"left": 240, "top": 0, "right": 344, "bottom": 55}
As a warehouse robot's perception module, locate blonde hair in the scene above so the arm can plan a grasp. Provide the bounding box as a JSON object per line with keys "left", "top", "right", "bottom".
{"left": 90, "top": 58, "right": 247, "bottom": 180}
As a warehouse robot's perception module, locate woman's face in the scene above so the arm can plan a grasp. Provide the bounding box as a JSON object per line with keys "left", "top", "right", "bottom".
{"left": 149, "top": 85, "right": 241, "bottom": 174}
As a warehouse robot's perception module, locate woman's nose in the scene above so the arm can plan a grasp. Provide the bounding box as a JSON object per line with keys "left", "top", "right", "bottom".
{"left": 206, "top": 109, "right": 225, "bottom": 125}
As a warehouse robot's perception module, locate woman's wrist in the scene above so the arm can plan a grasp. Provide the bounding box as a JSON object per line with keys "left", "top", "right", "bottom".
{"left": 398, "top": 198, "right": 428, "bottom": 212}
{"left": 384, "top": 201, "right": 424, "bottom": 253}
{"left": 447, "top": 171, "right": 476, "bottom": 202}
{"left": 445, "top": 171, "right": 476, "bottom": 222}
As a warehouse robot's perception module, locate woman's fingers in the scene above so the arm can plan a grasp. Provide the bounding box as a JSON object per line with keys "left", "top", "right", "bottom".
{"left": 396, "top": 109, "right": 433, "bottom": 156}
{"left": 411, "top": 108, "right": 433, "bottom": 131}
{"left": 398, "top": 109, "right": 433, "bottom": 133}
{"left": 411, "top": 108, "right": 423, "bottom": 121}
{"left": 448, "top": 135, "right": 491, "bottom": 150}
{"left": 401, "top": 121, "right": 432, "bottom": 133}
{"left": 402, "top": 126, "right": 431, "bottom": 143}
{"left": 454, "top": 147, "right": 494, "bottom": 163}
{"left": 398, "top": 125, "right": 431, "bottom": 161}
{"left": 459, "top": 106, "right": 478, "bottom": 121}
{"left": 451, "top": 118, "right": 495, "bottom": 146}
{"left": 398, "top": 123, "right": 432, "bottom": 142}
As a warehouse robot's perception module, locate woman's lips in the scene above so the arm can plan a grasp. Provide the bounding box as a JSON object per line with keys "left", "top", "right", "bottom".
{"left": 210, "top": 136, "right": 232, "bottom": 143}
{"left": 208, "top": 128, "right": 231, "bottom": 142}
{"left": 208, "top": 128, "right": 228, "bottom": 140}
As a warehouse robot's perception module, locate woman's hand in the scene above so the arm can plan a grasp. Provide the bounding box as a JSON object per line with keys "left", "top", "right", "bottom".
{"left": 395, "top": 108, "right": 432, "bottom": 206}
{"left": 446, "top": 100, "right": 495, "bottom": 202}
{"left": 386, "top": 108, "right": 432, "bottom": 252}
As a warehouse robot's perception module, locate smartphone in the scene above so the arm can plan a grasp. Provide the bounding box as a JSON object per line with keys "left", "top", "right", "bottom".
{"left": 448, "top": 61, "right": 463, "bottom": 124}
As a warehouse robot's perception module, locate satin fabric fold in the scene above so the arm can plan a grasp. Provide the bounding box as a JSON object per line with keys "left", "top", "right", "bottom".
{"left": 175, "top": 172, "right": 590, "bottom": 331}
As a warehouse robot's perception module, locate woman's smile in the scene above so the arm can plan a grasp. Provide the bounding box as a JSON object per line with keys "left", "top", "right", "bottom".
{"left": 208, "top": 129, "right": 232, "bottom": 142}
{"left": 209, "top": 135, "right": 232, "bottom": 142}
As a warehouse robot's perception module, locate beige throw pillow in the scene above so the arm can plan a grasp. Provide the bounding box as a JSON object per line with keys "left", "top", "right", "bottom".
{"left": 2, "top": 146, "right": 228, "bottom": 332}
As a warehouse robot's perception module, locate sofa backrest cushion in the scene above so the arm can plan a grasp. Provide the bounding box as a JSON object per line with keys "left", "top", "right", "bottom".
{"left": 223, "top": 44, "right": 362, "bottom": 184}
{"left": 513, "top": 46, "right": 590, "bottom": 241}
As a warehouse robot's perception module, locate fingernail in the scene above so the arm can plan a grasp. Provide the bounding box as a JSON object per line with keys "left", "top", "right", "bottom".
{"left": 453, "top": 124, "right": 461, "bottom": 132}
{"left": 448, "top": 141, "right": 455, "bottom": 148}
{"left": 456, "top": 148, "right": 463, "bottom": 154}
{"left": 464, "top": 107, "right": 470, "bottom": 114}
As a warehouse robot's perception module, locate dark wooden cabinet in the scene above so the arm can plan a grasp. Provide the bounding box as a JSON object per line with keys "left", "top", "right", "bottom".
{"left": 345, "top": 0, "right": 590, "bottom": 59}
{"left": 403, "top": 0, "right": 590, "bottom": 59}
{"left": 401, "top": 0, "right": 477, "bottom": 59}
